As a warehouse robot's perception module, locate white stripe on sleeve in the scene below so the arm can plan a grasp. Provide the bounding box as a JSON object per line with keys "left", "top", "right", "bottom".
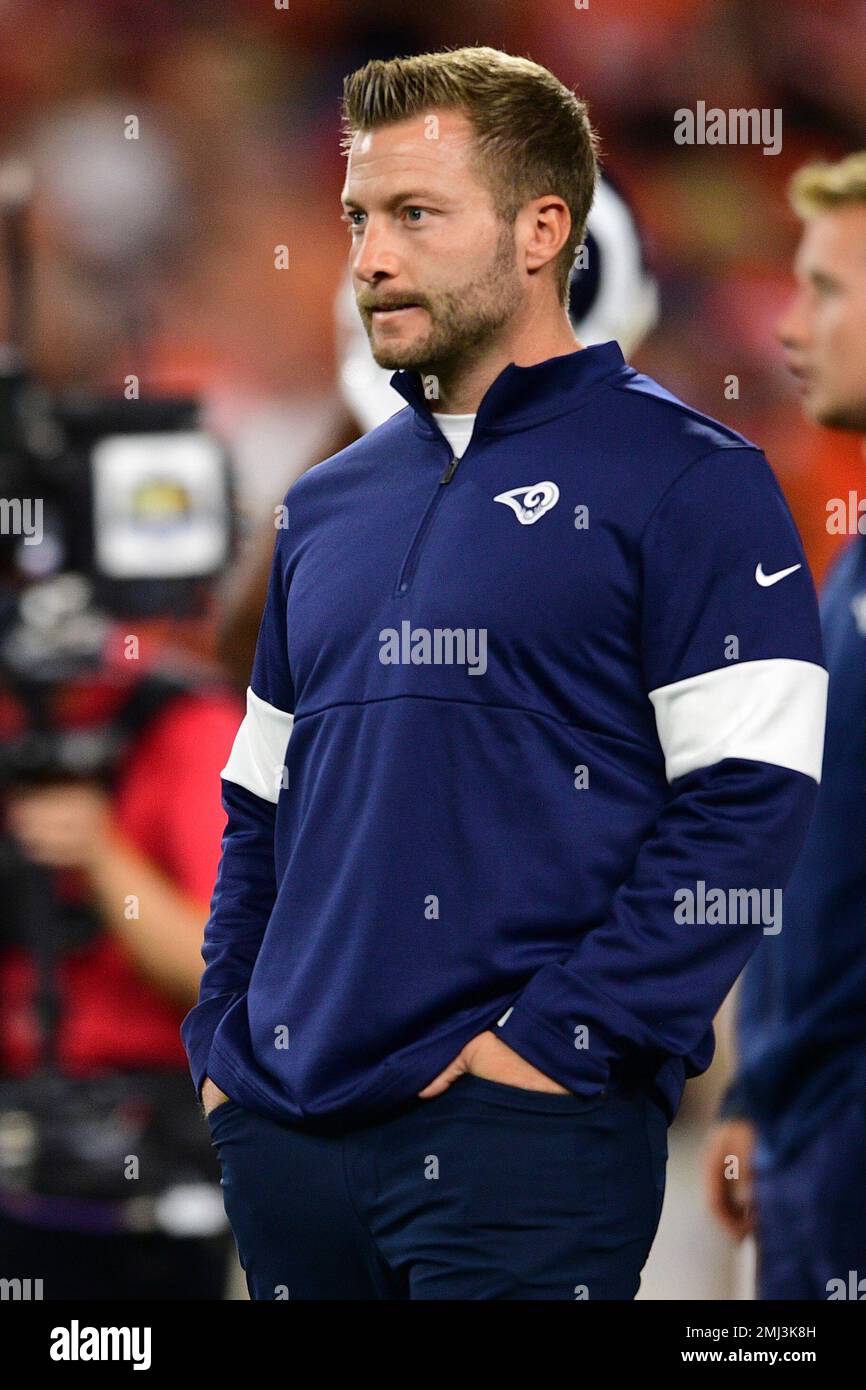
{"left": 220, "top": 685, "right": 294, "bottom": 804}
{"left": 648, "top": 658, "right": 828, "bottom": 784}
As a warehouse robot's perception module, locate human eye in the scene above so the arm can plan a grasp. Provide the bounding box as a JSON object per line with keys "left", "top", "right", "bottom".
{"left": 402, "top": 206, "right": 430, "bottom": 225}
{"left": 811, "top": 272, "right": 840, "bottom": 297}
{"left": 341, "top": 210, "right": 365, "bottom": 231}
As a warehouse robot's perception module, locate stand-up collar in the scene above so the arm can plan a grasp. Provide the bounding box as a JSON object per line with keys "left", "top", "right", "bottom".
{"left": 389, "top": 340, "right": 627, "bottom": 437}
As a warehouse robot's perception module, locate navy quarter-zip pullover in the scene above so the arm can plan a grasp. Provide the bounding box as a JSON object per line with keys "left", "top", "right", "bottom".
{"left": 182, "top": 341, "right": 827, "bottom": 1127}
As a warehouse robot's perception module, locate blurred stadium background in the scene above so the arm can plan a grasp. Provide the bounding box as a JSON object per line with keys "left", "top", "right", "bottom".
{"left": 0, "top": 0, "right": 863, "bottom": 1300}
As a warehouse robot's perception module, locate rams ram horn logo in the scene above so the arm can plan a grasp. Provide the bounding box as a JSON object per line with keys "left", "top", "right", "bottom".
{"left": 493, "top": 481, "right": 560, "bottom": 525}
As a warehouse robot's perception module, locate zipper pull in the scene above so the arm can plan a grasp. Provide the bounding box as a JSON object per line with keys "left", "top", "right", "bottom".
{"left": 439, "top": 455, "right": 460, "bottom": 485}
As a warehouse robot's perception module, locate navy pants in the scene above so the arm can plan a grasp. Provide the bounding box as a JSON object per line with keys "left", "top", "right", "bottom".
{"left": 755, "top": 1090, "right": 866, "bottom": 1300}
{"left": 206, "top": 1072, "right": 668, "bottom": 1300}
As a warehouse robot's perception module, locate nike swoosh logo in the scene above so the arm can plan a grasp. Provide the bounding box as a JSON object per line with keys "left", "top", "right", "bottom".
{"left": 755, "top": 562, "right": 802, "bottom": 587}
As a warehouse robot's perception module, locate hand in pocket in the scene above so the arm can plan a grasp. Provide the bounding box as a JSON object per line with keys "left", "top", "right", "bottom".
{"left": 202, "top": 1074, "right": 233, "bottom": 1116}
{"left": 417, "top": 1028, "right": 574, "bottom": 1099}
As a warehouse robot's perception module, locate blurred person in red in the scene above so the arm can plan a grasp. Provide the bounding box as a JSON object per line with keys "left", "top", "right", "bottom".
{"left": 0, "top": 120, "right": 246, "bottom": 1297}
{"left": 0, "top": 606, "right": 244, "bottom": 1299}
{"left": 704, "top": 152, "right": 866, "bottom": 1300}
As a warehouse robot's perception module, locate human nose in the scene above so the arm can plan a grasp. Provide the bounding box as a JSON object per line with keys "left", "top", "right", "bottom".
{"left": 776, "top": 292, "right": 808, "bottom": 351}
{"left": 350, "top": 214, "right": 400, "bottom": 285}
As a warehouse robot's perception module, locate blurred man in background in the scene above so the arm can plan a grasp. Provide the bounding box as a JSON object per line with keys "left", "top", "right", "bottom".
{"left": 704, "top": 152, "right": 866, "bottom": 1301}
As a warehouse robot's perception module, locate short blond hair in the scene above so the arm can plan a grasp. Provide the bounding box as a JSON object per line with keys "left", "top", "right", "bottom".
{"left": 789, "top": 152, "right": 866, "bottom": 218}
{"left": 341, "top": 46, "right": 599, "bottom": 307}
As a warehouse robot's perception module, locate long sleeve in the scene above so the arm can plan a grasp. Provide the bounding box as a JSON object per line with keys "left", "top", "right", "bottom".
{"left": 495, "top": 447, "right": 828, "bottom": 1097}
{"left": 180, "top": 518, "right": 295, "bottom": 1100}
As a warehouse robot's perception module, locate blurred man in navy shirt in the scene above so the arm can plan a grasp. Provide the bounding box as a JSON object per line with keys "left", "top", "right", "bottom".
{"left": 705, "top": 152, "right": 866, "bottom": 1301}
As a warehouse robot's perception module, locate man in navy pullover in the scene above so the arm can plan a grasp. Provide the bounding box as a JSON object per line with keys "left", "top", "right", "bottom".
{"left": 183, "top": 47, "right": 827, "bottom": 1300}
{"left": 705, "top": 152, "right": 866, "bottom": 1301}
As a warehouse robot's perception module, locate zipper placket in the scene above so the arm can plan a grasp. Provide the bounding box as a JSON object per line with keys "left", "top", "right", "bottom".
{"left": 393, "top": 437, "right": 469, "bottom": 596}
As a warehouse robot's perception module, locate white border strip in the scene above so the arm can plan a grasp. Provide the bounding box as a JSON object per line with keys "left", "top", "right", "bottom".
{"left": 220, "top": 685, "right": 294, "bottom": 804}
{"left": 649, "top": 659, "right": 828, "bottom": 784}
